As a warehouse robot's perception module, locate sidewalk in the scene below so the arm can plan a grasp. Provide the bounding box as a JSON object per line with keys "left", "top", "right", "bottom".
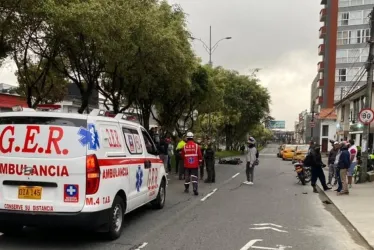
{"left": 318, "top": 169, "right": 374, "bottom": 249}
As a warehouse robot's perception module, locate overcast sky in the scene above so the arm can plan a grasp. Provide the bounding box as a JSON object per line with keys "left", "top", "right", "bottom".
{"left": 0, "top": 0, "right": 321, "bottom": 130}
{"left": 168, "top": 0, "right": 321, "bottom": 130}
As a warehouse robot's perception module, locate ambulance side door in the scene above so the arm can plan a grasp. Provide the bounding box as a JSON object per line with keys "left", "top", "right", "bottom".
{"left": 121, "top": 126, "right": 148, "bottom": 210}
{"left": 139, "top": 128, "right": 161, "bottom": 199}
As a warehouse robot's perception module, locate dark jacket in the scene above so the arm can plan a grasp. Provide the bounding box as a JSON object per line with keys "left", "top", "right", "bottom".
{"left": 204, "top": 147, "right": 215, "bottom": 160}
{"left": 328, "top": 148, "right": 338, "bottom": 165}
{"left": 338, "top": 148, "right": 350, "bottom": 169}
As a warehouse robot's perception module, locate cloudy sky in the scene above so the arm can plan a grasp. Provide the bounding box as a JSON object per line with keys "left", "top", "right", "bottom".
{"left": 0, "top": 0, "right": 321, "bottom": 130}
{"left": 168, "top": 0, "right": 321, "bottom": 130}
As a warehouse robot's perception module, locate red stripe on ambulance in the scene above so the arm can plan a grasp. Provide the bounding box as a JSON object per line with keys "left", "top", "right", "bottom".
{"left": 98, "top": 158, "right": 162, "bottom": 167}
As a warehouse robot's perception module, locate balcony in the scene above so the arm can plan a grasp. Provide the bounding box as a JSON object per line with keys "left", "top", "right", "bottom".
{"left": 317, "top": 79, "right": 324, "bottom": 88}
{"left": 318, "top": 44, "right": 325, "bottom": 55}
{"left": 316, "top": 96, "right": 323, "bottom": 104}
{"left": 317, "top": 61, "right": 324, "bottom": 72}
{"left": 321, "top": 0, "right": 326, "bottom": 4}
{"left": 320, "top": 9, "right": 327, "bottom": 22}
{"left": 319, "top": 26, "right": 326, "bottom": 39}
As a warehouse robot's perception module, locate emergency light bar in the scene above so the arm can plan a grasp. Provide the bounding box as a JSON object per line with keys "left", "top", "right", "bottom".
{"left": 89, "top": 109, "right": 107, "bottom": 116}
{"left": 114, "top": 113, "right": 127, "bottom": 120}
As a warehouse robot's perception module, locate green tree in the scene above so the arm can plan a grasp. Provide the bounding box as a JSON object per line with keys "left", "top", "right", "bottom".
{"left": 15, "top": 60, "right": 69, "bottom": 107}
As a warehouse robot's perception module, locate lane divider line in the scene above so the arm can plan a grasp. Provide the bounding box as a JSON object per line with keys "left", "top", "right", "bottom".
{"left": 232, "top": 173, "right": 240, "bottom": 179}
{"left": 201, "top": 188, "right": 218, "bottom": 202}
{"left": 135, "top": 242, "right": 148, "bottom": 250}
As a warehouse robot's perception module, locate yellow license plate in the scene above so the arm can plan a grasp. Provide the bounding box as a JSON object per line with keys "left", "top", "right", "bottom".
{"left": 18, "top": 186, "right": 42, "bottom": 200}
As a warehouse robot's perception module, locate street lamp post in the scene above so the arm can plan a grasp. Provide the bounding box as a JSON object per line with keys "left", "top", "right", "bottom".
{"left": 191, "top": 26, "right": 231, "bottom": 137}
{"left": 192, "top": 26, "right": 232, "bottom": 66}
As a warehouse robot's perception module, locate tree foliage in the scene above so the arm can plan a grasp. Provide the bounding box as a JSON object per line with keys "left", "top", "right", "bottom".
{"left": 1, "top": 0, "right": 272, "bottom": 146}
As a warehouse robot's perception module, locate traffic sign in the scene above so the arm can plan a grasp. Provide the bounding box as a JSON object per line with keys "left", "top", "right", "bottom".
{"left": 358, "top": 108, "right": 374, "bottom": 125}
{"left": 310, "top": 121, "right": 315, "bottom": 128}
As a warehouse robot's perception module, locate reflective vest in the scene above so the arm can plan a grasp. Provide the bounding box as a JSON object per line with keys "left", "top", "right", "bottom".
{"left": 181, "top": 140, "right": 203, "bottom": 169}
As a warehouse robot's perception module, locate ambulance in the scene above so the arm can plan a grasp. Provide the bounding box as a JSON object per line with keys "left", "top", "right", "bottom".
{"left": 0, "top": 107, "right": 167, "bottom": 240}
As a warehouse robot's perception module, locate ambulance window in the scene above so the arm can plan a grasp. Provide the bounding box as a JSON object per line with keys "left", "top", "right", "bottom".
{"left": 0, "top": 116, "right": 86, "bottom": 127}
{"left": 141, "top": 129, "right": 157, "bottom": 155}
{"left": 122, "top": 127, "right": 142, "bottom": 155}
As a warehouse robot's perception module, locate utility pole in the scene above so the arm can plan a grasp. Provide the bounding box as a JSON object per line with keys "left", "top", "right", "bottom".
{"left": 361, "top": 7, "right": 374, "bottom": 183}
{"left": 191, "top": 26, "right": 231, "bottom": 137}
{"left": 311, "top": 103, "right": 315, "bottom": 142}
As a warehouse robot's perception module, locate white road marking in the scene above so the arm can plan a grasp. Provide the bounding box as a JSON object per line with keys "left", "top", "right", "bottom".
{"left": 239, "top": 239, "right": 292, "bottom": 250}
{"left": 232, "top": 173, "right": 240, "bottom": 178}
{"left": 201, "top": 188, "right": 218, "bottom": 201}
{"left": 249, "top": 227, "right": 288, "bottom": 233}
{"left": 240, "top": 239, "right": 263, "bottom": 250}
{"left": 134, "top": 242, "right": 148, "bottom": 249}
{"left": 252, "top": 223, "right": 283, "bottom": 228}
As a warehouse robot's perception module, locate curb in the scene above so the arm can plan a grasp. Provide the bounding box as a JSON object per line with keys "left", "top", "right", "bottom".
{"left": 316, "top": 184, "right": 374, "bottom": 250}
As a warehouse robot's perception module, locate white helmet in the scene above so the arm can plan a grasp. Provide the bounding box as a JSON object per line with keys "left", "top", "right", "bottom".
{"left": 186, "top": 132, "right": 194, "bottom": 139}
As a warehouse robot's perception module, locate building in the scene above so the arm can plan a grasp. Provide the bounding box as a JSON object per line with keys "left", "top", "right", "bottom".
{"left": 311, "top": 74, "right": 319, "bottom": 112}
{"left": 0, "top": 93, "right": 27, "bottom": 112}
{"left": 295, "top": 110, "right": 321, "bottom": 145}
{"left": 335, "top": 83, "right": 373, "bottom": 148}
{"left": 317, "top": 0, "right": 374, "bottom": 111}
{"left": 317, "top": 108, "right": 337, "bottom": 152}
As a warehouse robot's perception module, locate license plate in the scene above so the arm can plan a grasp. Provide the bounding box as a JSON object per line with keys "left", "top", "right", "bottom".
{"left": 296, "top": 168, "right": 303, "bottom": 173}
{"left": 18, "top": 186, "right": 42, "bottom": 200}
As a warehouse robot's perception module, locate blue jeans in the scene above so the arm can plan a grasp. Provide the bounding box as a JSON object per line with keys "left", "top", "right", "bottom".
{"left": 336, "top": 168, "right": 342, "bottom": 192}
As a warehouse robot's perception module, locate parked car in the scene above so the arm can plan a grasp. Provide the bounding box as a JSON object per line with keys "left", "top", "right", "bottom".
{"left": 282, "top": 144, "right": 297, "bottom": 161}
{"left": 292, "top": 144, "right": 309, "bottom": 163}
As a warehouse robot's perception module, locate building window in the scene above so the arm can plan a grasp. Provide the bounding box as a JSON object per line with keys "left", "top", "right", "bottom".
{"left": 335, "top": 67, "right": 364, "bottom": 82}
{"left": 339, "top": 0, "right": 374, "bottom": 7}
{"left": 322, "top": 125, "right": 329, "bottom": 137}
{"left": 336, "top": 48, "right": 369, "bottom": 64}
{"left": 337, "top": 29, "right": 370, "bottom": 45}
{"left": 338, "top": 9, "right": 371, "bottom": 26}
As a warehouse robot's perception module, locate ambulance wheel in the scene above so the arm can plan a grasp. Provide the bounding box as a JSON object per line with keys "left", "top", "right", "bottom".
{"left": 0, "top": 224, "right": 23, "bottom": 236}
{"left": 106, "top": 195, "right": 125, "bottom": 240}
{"left": 151, "top": 179, "right": 166, "bottom": 209}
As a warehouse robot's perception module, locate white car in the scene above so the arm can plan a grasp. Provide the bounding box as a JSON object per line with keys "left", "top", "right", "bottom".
{"left": 0, "top": 108, "right": 167, "bottom": 240}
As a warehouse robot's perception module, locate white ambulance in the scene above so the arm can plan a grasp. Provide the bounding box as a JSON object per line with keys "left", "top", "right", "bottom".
{"left": 0, "top": 108, "right": 167, "bottom": 240}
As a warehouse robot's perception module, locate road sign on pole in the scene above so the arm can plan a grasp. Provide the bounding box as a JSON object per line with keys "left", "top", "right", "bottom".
{"left": 310, "top": 121, "right": 315, "bottom": 128}
{"left": 358, "top": 108, "right": 374, "bottom": 125}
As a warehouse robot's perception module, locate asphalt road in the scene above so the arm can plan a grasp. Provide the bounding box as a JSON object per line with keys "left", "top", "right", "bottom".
{"left": 0, "top": 144, "right": 370, "bottom": 250}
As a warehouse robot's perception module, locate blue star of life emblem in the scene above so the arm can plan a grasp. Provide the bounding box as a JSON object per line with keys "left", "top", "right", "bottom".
{"left": 136, "top": 166, "right": 143, "bottom": 192}
{"left": 78, "top": 123, "right": 100, "bottom": 150}
{"left": 188, "top": 157, "right": 195, "bottom": 164}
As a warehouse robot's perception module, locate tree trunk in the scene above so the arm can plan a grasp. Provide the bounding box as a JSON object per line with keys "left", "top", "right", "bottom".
{"left": 78, "top": 91, "right": 90, "bottom": 114}
{"left": 142, "top": 108, "right": 150, "bottom": 131}
{"left": 225, "top": 124, "right": 233, "bottom": 150}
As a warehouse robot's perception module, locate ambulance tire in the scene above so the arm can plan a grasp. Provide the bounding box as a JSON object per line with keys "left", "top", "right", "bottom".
{"left": 105, "top": 195, "right": 125, "bottom": 240}
{"left": 0, "top": 224, "right": 23, "bottom": 236}
{"left": 151, "top": 179, "right": 166, "bottom": 209}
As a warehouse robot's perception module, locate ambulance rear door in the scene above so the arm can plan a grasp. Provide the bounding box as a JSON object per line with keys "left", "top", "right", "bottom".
{"left": 0, "top": 112, "right": 88, "bottom": 213}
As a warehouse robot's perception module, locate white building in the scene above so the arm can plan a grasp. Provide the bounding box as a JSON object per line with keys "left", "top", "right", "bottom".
{"left": 335, "top": 83, "right": 373, "bottom": 148}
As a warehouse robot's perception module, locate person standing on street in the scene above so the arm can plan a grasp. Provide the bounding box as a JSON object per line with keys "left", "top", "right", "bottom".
{"left": 204, "top": 141, "right": 216, "bottom": 183}
{"left": 244, "top": 137, "right": 257, "bottom": 185}
{"left": 181, "top": 132, "right": 202, "bottom": 196}
{"left": 200, "top": 141, "right": 207, "bottom": 180}
{"left": 306, "top": 144, "right": 331, "bottom": 193}
{"left": 347, "top": 139, "right": 357, "bottom": 189}
{"left": 167, "top": 137, "right": 174, "bottom": 173}
{"left": 327, "top": 141, "right": 339, "bottom": 186}
{"left": 337, "top": 141, "right": 350, "bottom": 195}
{"left": 176, "top": 136, "right": 186, "bottom": 180}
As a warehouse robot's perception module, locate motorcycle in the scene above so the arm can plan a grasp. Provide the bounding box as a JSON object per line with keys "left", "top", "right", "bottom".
{"left": 293, "top": 160, "right": 311, "bottom": 185}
